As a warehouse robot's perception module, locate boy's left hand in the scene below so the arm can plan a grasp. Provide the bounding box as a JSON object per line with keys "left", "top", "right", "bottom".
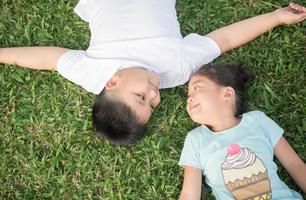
{"left": 274, "top": 3, "right": 306, "bottom": 25}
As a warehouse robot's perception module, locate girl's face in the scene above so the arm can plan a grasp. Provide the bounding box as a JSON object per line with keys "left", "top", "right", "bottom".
{"left": 187, "top": 74, "right": 226, "bottom": 125}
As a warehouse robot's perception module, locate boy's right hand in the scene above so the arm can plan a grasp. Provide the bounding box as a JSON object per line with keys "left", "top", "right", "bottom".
{"left": 0, "top": 47, "right": 69, "bottom": 71}
{"left": 274, "top": 3, "right": 306, "bottom": 25}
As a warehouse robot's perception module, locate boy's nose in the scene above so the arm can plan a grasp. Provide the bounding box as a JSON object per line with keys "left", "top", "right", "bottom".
{"left": 149, "top": 83, "right": 160, "bottom": 97}
{"left": 149, "top": 88, "right": 157, "bottom": 98}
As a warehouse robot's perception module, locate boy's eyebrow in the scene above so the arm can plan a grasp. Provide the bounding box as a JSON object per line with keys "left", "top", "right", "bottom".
{"left": 134, "top": 94, "right": 145, "bottom": 105}
{"left": 133, "top": 93, "right": 151, "bottom": 111}
{"left": 190, "top": 80, "right": 202, "bottom": 85}
{"left": 134, "top": 96, "right": 153, "bottom": 115}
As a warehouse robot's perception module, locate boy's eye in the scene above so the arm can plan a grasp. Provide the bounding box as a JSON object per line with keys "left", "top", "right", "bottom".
{"left": 136, "top": 94, "right": 145, "bottom": 101}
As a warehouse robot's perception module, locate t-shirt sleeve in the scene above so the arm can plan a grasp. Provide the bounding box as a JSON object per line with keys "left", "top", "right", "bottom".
{"left": 180, "top": 33, "right": 221, "bottom": 76}
{"left": 251, "top": 111, "right": 284, "bottom": 148}
{"left": 179, "top": 132, "right": 202, "bottom": 170}
{"left": 74, "top": 0, "right": 103, "bottom": 22}
{"left": 56, "top": 50, "right": 118, "bottom": 94}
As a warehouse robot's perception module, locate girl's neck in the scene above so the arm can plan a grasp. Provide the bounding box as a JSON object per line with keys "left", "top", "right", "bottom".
{"left": 210, "top": 115, "right": 241, "bottom": 132}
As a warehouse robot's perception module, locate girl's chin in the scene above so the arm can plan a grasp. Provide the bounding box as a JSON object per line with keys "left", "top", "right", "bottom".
{"left": 190, "top": 115, "right": 206, "bottom": 125}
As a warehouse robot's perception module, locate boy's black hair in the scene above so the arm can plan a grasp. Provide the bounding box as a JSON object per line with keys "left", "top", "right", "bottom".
{"left": 196, "top": 63, "right": 254, "bottom": 116}
{"left": 92, "top": 90, "right": 148, "bottom": 145}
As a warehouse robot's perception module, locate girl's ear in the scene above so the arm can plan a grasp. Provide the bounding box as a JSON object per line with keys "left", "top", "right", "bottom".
{"left": 223, "top": 87, "right": 235, "bottom": 101}
{"left": 105, "top": 75, "right": 120, "bottom": 90}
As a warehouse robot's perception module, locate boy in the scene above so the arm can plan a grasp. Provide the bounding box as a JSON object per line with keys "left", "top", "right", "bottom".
{"left": 0, "top": 1, "right": 305, "bottom": 145}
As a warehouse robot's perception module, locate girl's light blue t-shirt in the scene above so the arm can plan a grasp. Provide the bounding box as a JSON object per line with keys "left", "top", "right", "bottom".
{"left": 179, "top": 110, "right": 303, "bottom": 200}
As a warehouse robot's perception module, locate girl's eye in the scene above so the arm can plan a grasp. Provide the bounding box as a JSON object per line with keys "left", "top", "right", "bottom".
{"left": 194, "top": 86, "right": 200, "bottom": 90}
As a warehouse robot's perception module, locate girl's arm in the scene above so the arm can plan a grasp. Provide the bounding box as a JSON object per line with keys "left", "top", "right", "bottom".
{"left": 0, "top": 47, "right": 70, "bottom": 71}
{"left": 274, "top": 136, "right": 306, "bottom": 193}
{"left": 206, "top": 3, "right": 306, "bottom": 53}
{"left": 179, "top": 166, "right": 202, "bottom": 200}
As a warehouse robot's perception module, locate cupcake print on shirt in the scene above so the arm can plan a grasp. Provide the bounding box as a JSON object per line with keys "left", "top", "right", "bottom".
{"left": 221, "top": 144, "right": 272, "bottom": 200}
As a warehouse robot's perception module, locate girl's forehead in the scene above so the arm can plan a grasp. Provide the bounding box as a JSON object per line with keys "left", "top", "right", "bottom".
{"left": 188, "top": 75, "right": 201, "bottom": 89}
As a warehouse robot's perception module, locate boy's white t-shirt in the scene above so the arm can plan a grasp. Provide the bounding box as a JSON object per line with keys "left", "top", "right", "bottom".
{"left": 57, "top": 0, "right": 221, "bottom": 94}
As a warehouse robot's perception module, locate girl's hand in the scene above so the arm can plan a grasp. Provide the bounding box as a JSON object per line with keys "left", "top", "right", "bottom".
{"left": 274, "top": 3, "right": 306, "bottom": 25}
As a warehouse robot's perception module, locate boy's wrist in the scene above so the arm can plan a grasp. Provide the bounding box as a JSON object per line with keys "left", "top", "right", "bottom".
{"left": 270, "top": 10, "right": 283, "bottom": 26}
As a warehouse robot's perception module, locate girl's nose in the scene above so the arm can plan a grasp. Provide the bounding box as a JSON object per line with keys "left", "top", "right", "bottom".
{"left": 187, "top": 97, "right": 193, "bottom": 104}
{"left": 186, "top": 98, "right": 194, "bottom": 112}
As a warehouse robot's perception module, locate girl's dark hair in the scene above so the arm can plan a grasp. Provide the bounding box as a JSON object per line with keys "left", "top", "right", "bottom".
{"left": 196, "top": 63, "right": 254, "bottom": 116}
{"left": 92, "top": 90, "right": 148, "bottom": 146}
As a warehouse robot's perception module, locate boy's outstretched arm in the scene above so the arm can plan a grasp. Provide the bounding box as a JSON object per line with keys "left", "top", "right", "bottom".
{"left": 0, "top": 47, "right": 70, "bottom": 71}
{"left": 275, "top": 136, "right": 306, "bottom": 193}
{"left": 206, "top": 3, "right": 306, "bottom": 53}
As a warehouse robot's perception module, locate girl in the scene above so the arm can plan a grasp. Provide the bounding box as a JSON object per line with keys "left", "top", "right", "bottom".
{"left": 179, "top": 63, "right": 306, "bottom": 199}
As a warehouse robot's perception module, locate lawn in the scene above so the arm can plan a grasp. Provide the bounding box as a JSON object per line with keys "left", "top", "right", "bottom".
{"left": 0, "top": 0, "right": 305, "bottom": 199}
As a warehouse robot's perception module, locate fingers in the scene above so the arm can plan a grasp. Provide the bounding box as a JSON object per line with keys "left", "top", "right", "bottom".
{"left": 300, "top": 13, "right": 306, "bottom": 22}
{"left": 290, "top": 3, "right": 306, "bottom": 22}
{"left": 289, "top": 3, "right": 306, "bottom": 13}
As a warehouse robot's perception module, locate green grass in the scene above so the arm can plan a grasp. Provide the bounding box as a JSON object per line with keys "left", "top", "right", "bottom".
{"left": 0, "top": 0, "right": 305, "bottom": 199}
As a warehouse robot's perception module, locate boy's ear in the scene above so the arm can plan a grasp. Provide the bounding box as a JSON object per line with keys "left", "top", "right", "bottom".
{"left": 105, "top": 75, "right": 120, "bottom": 90}
{"left": 223, "top": 87, "right": 235, "bottom": 101}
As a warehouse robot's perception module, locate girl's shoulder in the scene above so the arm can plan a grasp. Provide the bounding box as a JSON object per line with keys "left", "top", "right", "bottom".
{"left": 244, "top": 110, "right": 282, "bottom": 133}
{"left": 244, "top": 110, "right": 266, "bottom": 118}
{"left": 185, "top": 125, "right": 212, "bottom": 142}
{"left": 187, "top": 126, "right": 205, "bottom": 137}
{"left": 244, "top": 110, "right": 272, "bottom": 124}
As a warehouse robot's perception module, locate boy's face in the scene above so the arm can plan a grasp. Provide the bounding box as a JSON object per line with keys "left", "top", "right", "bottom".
{"left": 187, "top": 74, "right": 226, "bottom": 125}
{"left": 107, "top": 68, "right": 161, "bottom": 123}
